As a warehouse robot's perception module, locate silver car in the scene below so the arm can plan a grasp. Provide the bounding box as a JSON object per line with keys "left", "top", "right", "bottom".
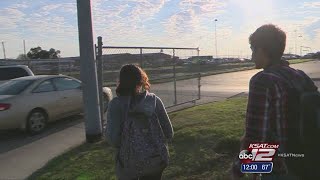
{"left": 0, "top": 75, "right": 112, "bottom": 134}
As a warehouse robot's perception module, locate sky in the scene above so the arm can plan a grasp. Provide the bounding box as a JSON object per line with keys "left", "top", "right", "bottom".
{"left": 0, "top": 0, "right": 320, "bottom": 58}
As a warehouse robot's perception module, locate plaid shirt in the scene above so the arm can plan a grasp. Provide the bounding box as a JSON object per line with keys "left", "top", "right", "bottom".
{"left": 240, "top": 61, "right": 318, "bottom": 174}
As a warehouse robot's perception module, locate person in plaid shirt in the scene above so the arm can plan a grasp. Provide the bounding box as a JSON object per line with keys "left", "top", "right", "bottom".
{"left": 231, "top": 24, "right": 317, "bottom": 180}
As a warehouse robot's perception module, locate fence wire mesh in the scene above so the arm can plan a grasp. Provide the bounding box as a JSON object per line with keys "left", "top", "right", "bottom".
{"left": 0, "top": 59, "right": 79, "bottom": 76}
{"left": 0, "top": 44, "right": 201, "bottom": 108}
{"left": 101, "top": 46, "right": 200, "bottom": 107}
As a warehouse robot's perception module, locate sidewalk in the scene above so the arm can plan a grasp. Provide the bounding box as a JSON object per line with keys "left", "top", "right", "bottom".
{"left": 0, "top": 122, "right": 86, "bottom": 180}
{"left": 0, "top": 94, "right": 233, "bottom": 180}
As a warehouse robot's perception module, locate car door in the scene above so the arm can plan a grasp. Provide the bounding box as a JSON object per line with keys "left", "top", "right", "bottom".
{"left": 52, "top": 77, "right": 82, "bottom": 116}
{"left": 31, "top": 79, "right": 63, "bottom": 121}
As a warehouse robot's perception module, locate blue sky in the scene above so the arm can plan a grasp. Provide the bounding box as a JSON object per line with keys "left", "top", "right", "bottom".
{"left": 0, "top": 0, "right": 320, "bottom": 58}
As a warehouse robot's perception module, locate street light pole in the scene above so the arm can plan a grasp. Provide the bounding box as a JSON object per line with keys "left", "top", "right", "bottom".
{"left": 214, "top": 19, "right": 218, "bottom": 58}
{"left": 294, "top": 30, "right": 297, "bottom": 55}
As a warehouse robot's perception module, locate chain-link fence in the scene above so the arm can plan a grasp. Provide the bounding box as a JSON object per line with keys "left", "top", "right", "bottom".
{"left": 0, "top": 45, "right": 202, "bottom": 108}
{"left": 98, "top": 43, "right": 201, "bottom": 107}
{"left": 0, "top": 58, "right": 79, "bottom": 76}
{"left": 0, "top": 37, "right": 258, "bottom": 108}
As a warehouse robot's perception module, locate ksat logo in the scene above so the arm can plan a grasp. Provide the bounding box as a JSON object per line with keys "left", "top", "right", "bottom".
{"left": 239, "top": 143, "right": 279, "bottom": 164}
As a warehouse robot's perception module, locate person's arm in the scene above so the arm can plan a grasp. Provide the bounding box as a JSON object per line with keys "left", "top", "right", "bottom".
{"left": 232, "top": 74, "right": 272, "bottom": 179}
{"left": 155, "top": 96, "right": 174, "bottom": 140}
{"left": 105, "top": 98, "right": 122, "bottom": 148}
{"left": 240, "top": 75, "right": 271, "bottom": 150}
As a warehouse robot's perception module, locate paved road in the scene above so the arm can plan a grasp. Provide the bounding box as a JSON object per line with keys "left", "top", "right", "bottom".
{"left": 151, "top": 60, "right": 320, "bottom": 106}
{"left": 0, "top": 61, "right": 319, "bottom": 179}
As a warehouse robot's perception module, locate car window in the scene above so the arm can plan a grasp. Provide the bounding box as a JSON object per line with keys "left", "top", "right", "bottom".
{"left": 0, "top": 80, "right": 35, "bottom": 95}
{"left": 53, "top": 78, "right": 81, "bottom": 91}
{"left": 0, "top": 67, "right": 29, "bottom": 81}
{"left": 33, "top": 80, "right": 55, "bottom": 93}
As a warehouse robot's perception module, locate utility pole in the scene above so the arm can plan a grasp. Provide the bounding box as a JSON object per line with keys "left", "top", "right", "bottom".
{"left": 24, "top": 40, "right": 31, "bottom": 66}
{"left": 1, "top": 41, "right": 6, "bottom": 59}
{"left": 23, "top": 40, "right": 26, "bottom": 58}
{"left": 76, "top": 0, "right": 102, "bottom": 143}
{"left": 214, "top": 19, "right": 218, "bottom": 58}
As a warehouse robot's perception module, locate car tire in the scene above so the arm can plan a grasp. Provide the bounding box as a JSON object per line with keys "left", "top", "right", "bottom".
{"left": 26, "top": 109, "right": 48, "bottom": 135}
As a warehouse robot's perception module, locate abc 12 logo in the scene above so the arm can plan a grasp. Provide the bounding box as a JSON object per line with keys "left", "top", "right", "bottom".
{"left": 239, "top": 149, "right": 276, "bottom": 164}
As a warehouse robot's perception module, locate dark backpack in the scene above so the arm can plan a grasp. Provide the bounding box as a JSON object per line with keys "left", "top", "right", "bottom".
{"left": 268, "top": 69, "right": 320, "bottom": 179}
{"left": 117, "top": 95, "right": 169, "bottom": 179}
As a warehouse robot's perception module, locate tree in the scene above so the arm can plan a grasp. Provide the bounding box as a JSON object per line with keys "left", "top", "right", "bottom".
{"left": 312, "top": 51, "right": 320, "bottom": 59}
{"left": 27, "top": 46, "right": 61, "bottom": 59}
{"left": 16, "top": 54, "right": 28, "bottom": 60}
{"left": 48, "top": 48, "right": 61, "bottom": 59}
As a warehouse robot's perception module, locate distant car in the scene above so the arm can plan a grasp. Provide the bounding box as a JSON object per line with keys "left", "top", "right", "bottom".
{"left": 0, "top": 65, "right": 34, "bottom": 85}
{"left": 0, "top": 75, "right": 112, "bottom": 134}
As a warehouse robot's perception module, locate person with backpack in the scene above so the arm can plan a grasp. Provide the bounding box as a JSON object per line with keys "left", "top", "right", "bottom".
{"left": 231, "top": 24, "right": 319, "bottom": 180}
{"left": 105, "top": 64, "right": 174, "bottom": 180}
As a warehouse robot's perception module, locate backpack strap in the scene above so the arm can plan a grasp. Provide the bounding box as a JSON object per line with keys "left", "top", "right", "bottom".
{"left": 266, "top": 68, "right": 305, "bottom": 93}
{"left": 119, "top": 96, "right": 131, "bottom": 131}
{"left": 143, "top": 92, "right": 157, "bottom": 117}
{"left": 264, "top": 68, "right": 305, "bottom": 148}
{"left": 150, "top": 93, "right": 157, "bottom": 113}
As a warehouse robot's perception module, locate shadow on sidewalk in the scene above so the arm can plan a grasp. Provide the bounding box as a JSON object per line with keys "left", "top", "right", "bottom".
{"left": 0, "top": 115, "right": 84, "bottom": 154}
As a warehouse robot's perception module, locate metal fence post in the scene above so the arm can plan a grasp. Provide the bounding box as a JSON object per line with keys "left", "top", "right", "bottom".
{"left": 97, "top": 36, "right": 104, "bottom": 127}
{"left": 173, "top": 49, "right": 177, "bottom": 105}
{"left": 197, "top": 48, "right": 201, "bottom": 100}
{"left": 28, "top": 60, "right": 32, "bottom": 71}
{"left": 58, "top": 57, "right": 60, "bottom": 74}
{"left": 28, "top": 59, "right": 31, "bottom": 68}
{"left": 198, "top": 73, "right": 201, "bottom": 100}
{"left": 140, "top": 48, "right": 143, "bottom": 68}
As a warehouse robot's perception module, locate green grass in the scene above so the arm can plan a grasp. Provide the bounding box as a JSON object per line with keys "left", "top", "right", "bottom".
{"left": 287, "top": 59, "right": 313, "bottom": 64}
{"left": 29, "top": 97, "right": 253, "bottom": 180}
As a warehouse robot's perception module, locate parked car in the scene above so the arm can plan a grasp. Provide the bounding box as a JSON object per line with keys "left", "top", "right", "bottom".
{"left": 0, "top": 75, "right": 112, "bottom": 134}
{"left": 0, "top": 65, "right": 34, "bottom": 85}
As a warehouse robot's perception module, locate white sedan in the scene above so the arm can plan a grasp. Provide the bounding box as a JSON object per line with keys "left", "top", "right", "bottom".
{"left": 0, "top": 75, "right": 112, "bottom": 134}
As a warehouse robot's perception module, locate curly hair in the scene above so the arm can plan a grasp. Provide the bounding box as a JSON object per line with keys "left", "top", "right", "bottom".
{"left": 116, "top": 64, "right": 150, "bottom": 96}
{"left": 249, "top": 24, "right": 286, "bottom": 61}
